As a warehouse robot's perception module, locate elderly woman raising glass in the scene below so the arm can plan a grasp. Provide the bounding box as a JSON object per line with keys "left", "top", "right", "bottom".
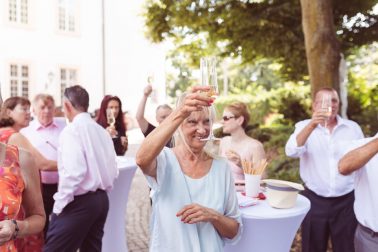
{"left": 136, "top": 86, "right": 242, "bottom": 252}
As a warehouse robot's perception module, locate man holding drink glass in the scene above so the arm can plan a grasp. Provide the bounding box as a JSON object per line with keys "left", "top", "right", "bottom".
{"left": 285, "top": 88, "right": 364, "bottom": 252}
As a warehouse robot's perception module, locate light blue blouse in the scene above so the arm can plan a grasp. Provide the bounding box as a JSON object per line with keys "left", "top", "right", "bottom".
{"left": 145, "top": 148, "right": 243, "bottom": 252}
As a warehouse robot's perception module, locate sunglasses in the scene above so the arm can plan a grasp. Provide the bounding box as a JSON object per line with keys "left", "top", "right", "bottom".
{"left": 222, "top": 116, "right": 236, "bottom": 121}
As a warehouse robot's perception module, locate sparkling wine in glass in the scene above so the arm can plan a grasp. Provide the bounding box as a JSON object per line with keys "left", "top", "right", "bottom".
{"left": 207, "top": 85, "right": 218, "bottom": 99}
{"left": 147, "top": 73, "right": 158, "bottom": 102}
{"left": 107, "top": 108, "right": 116, "bottom": 127}
{"left": 200, "top": 57, "right": 220, "bottom": 141}
{"left": 321, "top": 93, "right": 332, "bottom": 128}
{"left": 147, "top": 74, "right": 154, "bottom": 85}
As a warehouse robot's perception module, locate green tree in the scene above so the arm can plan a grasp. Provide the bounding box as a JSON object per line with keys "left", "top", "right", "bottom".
{"left": 144, "top": 0, "right": 378, "bottom": 96}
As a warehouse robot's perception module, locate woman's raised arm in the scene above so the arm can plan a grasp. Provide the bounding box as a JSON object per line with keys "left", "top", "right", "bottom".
{"left": 136, "top": 86, "right": 212, "bottom": 178}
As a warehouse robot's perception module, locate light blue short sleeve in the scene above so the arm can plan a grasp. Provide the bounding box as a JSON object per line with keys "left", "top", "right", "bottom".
{"left": 145, "top": 147, "right": 169, "bottom": 194}
{"left": 222, "top": 161, "right": 243, "bottom": 244}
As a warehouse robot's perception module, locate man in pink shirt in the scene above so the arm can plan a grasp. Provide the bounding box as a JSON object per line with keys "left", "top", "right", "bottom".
{"left": 43, "top": 85, "right": 118, "bottom": 252}
{"left": 21, "top": 94, "right": 66, "bottom": 236}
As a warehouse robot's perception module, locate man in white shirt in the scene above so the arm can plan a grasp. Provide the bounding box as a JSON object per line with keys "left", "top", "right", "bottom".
{"left": 285, "top": 88, "right": 364, "bottom": 252}
{"left": 21, "top": 94, "right": 66, "bottom": 236}
{"left": 339, "top": 134, "right": 378, "bottom": 252}
{"left": 44, "top": 85, "right": 118, "bottom": 252}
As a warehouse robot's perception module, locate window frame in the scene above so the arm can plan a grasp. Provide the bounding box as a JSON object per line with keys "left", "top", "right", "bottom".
{"left": 9, "top": 63, "right": 30, "bottom": 98}
{"left": 56, "top": 0, "right": 80, "bottom": 35}
{"left": 6, "top": 0, "right": 30, "bottom": 27}
{"left": 59, "top": 67, "right": 78, "bottom": 105}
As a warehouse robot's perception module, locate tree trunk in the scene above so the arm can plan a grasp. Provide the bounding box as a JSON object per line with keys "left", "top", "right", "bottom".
{"left": 300, "top": 0, "right": 340, "bottom": 98}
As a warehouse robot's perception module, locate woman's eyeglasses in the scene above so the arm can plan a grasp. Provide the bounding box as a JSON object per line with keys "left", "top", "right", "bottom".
{"left": 222, "top": 116, "right": 236, "bottom": 121}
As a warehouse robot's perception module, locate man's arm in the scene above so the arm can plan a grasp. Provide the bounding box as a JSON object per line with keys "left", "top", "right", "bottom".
{"left": 296, "top": 110, "right": 325, "bottom": 146}
{"left": 136, "top": 85, "right": 153, "bottom": 134}
{"left": 339, "top": 137, "right": 378, "bottom": 175}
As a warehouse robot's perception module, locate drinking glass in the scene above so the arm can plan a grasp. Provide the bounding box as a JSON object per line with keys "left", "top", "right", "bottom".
{"left": 147, "top": 72, "right": 158, "bottom": 102}
{"left": 107, "top": 108, "right": 116, "bottom": 127}
{"left": 147, "top": 74, "right": 154, "bottom": 85}
{"left": 200, "top": 57, "right": 220, "bottom": 141}
{"left": 321, "top": 93, "right": 332, "bottom": 128}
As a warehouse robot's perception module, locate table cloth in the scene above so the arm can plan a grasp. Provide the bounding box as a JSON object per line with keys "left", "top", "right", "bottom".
{"left": 224, "top": 193, "right": 311, "bottom": 252}
{"left": 102, "top": 157, "right": 137, "bottom": 252}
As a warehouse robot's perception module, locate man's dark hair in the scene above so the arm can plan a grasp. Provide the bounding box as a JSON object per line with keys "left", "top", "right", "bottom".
{"left": 64, "top": 85, "right": 89, "bottom": 112}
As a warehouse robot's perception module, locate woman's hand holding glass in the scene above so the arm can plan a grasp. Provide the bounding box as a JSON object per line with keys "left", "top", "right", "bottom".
{"left": 178, "top": 86, "right": 214, "bottom": 117}
{"left": 106, "top": 126, "right": 118, "bottom": 138}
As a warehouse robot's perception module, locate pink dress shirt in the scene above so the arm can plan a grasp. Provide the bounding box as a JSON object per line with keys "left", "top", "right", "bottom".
{"left": 21, "top": 117, "right": 66, "bottom": 184}
{"left": 53, "top": 113, "right": 118, "bottom": 215}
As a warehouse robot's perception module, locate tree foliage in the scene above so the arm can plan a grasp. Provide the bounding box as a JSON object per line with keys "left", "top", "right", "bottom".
{"left": 347, "top": 43, "right": 378, "bottom": 136}
{"left": 144, "top": 0, "right": 378, "bottom": 81}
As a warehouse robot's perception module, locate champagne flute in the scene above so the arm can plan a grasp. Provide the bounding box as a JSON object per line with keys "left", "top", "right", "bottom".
{"left": 107, "top": 108, "right": 117, "bottom": 138}
{"left": 147, "top": 73, "right": 158, "bottom": 102}
{"left": 147, "top": 73, "right": 154, "bottom": 85}
{"left": 200, "top": 57, "right": 220, "bottom": 141}
{"left": 321, "top": 93, "right": 332, "bottom": 128}
{"left": 107, "top": 108, "right": 116, "bottom": 127}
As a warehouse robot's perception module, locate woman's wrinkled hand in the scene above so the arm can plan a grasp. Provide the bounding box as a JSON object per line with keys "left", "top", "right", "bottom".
{"left": 179, "top": 86, "right": 214, "bottom": 118}
{"left": 0, "top": 220, "right": 15, "bottom": 245}
{"left": 225, "top": 149, "right": 241, "bottom": 167}
{"left": 176, "top": 203, "right": 218, "bottom": 224}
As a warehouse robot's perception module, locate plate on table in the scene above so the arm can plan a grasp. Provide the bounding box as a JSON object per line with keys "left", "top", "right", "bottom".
{"left": 238, "top": 197, "right": 259, "bottom": 208}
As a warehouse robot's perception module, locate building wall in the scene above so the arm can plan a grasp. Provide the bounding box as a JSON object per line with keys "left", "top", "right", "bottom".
{"left": 104, "top": 0, "right": 167, "bottom": 120}
{"left": 0, "top": 0, "right": 167, "bottom": 117}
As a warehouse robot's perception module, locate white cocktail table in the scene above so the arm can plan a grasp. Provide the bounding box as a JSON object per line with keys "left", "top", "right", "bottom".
{"left": 102, "top": 157, "right": 137, "bottom": 252}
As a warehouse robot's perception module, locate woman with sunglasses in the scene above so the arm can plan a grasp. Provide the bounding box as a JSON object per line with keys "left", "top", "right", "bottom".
{"left": 219, "top": 102, "right": 266, "bottom": 181}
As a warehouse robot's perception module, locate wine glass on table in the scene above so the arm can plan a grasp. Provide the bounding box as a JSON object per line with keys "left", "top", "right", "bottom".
{"left": 321, "top": 93, "right": 332, "bottom": 128}
{"left": 200, "top": 57, "right": 220, "bottom": 141}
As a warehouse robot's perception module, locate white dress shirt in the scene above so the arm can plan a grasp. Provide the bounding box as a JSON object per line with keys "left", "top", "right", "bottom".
{"left": 285, "top": 116, "right": 363, "bottom": 197}
{"left": 339, "top": 134, "right": 378, "bottom": 232}
{"left": 21, "top": 117, "right": 66, "bottom": 184}
{"left": 53, "top": 113, "right": 118, "bottom": 215}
